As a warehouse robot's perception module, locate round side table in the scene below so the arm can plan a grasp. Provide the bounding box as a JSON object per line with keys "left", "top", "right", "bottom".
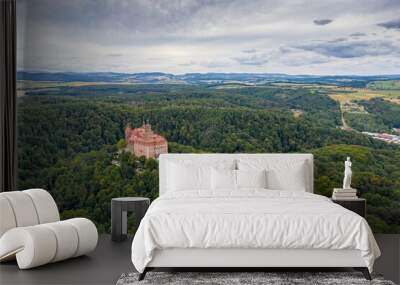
{"left": 111, "top": 197, "right": 150, "bottom": 242}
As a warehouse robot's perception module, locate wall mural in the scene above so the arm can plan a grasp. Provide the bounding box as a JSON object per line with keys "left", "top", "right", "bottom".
{"left": 16, "top": 0, "right": 400, "bottom": 233}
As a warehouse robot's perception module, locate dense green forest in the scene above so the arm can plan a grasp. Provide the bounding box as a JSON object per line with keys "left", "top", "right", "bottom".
{"left": 17, "top": 83, "right": 400, "bottom": 233}
{"left": 343, "top": 112, "right": 389, "bottom": 132}
{"left": 344, "top": 98, "right": 400, "bottom": 132}
{"left": 360, "top": 98, "right": 400, "bottom": 129}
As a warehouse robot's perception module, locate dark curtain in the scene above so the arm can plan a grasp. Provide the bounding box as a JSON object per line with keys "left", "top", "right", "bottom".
{"left": 0, "top": 0, "right": 17, "bottom": 192}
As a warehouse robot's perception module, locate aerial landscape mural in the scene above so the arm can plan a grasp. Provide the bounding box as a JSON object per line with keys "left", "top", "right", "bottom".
{"left": 16, "top": 0, "right": 400, "bottom": 233}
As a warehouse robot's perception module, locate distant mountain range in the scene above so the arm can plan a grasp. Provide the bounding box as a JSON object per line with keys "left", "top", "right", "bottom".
{"left": 17, "top": 71, "right": 400, "bottom": 87}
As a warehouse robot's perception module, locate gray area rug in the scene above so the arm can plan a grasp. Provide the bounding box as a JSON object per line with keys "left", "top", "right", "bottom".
{"left": 116, "top": 272, "right": 396, "bottom": 285}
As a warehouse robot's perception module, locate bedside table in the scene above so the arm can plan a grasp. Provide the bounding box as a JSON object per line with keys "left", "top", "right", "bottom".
{"left": 111, "top": 197, "right": 150, "bottom": 242}
{"left": 331, "top": 198, "right": 366, "bottom": 218}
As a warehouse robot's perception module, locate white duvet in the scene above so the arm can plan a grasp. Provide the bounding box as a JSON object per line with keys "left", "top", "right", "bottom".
{"left": 131, "top": 190, "right": 380, "bottom": 273}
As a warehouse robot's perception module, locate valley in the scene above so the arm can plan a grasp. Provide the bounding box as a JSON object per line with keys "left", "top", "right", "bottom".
{"left": 16, "top": 73, "right": 400, "bottom": 234}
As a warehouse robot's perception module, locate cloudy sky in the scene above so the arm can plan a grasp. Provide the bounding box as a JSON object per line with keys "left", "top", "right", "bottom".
{"left": 17, "top": 0, "right": 400, "bottom": 75}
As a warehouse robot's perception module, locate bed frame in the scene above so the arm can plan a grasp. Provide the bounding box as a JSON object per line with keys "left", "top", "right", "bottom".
{"left": 140, "top": 248, "right": 370, "bottom": 280}
{"left": 139, "top": 154, "right": 371, "bottom": 281}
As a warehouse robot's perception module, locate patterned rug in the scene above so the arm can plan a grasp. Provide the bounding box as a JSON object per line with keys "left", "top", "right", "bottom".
{"left": 116, "top": 271, "right": 396, "bottom": 285}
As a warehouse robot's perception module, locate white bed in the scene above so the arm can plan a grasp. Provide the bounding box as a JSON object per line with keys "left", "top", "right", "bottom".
{"left": 131, "top": 154, "right": 380, "bottom": 280}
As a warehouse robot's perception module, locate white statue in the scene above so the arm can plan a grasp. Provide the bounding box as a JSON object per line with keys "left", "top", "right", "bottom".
{"left": 343, "top": 157, "right": 352, "bottom": 189}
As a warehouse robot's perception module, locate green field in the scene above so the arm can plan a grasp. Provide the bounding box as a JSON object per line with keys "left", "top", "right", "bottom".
{"left": 367, "top": 80, "right": 400, "bottom": 90}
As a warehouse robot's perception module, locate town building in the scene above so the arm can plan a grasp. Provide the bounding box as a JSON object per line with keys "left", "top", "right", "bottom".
{"left": 362, "top": 131, "right": 400, "bottom": 145}
{"left": 125, "top": 122, "right": 168, "bottom": 159}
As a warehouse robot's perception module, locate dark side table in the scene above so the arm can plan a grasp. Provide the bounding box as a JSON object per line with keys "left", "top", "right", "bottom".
{"left": 331, "top": 198, "right": 366, "bottom": 218}
{"left": 111, "top": 197, "right": 150, "bottom": 242}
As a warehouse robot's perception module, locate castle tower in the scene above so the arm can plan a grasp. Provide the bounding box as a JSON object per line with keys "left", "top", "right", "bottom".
{"left": 124, "top": 121, "right": 168, "bottom": 159}
{"left": 143, "top": 122, "right": 153, "bottom": 138}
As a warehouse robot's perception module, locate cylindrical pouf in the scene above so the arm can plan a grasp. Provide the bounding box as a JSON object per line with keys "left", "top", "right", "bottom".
{"left": 0, "top": 226, "right": 57, "bottom": 269}
{"left": 65, "top": 218, "right": 98, "bottom": 257}
{"left": 42, "top": 221, "right": 79, "bottom": 262}
{"left": 0, "top": 218, "right": 97, "bottom": 269}
{"left": 24, "top": 189, "right": 60, "bottom": 224}
{"left": 0, "top": 191, "right": 39, "bottom": 227}
{"left": 0, "top": 196, "right": 17, "bottom": 237}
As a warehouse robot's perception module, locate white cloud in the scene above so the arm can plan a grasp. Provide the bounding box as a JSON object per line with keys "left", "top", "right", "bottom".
{"left": 17, "top": 0, "right": 400, "bottom": 74}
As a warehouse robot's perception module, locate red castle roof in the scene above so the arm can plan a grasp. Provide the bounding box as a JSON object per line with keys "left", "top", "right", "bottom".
{"left": 125, "top": 124, "right": 167, "bottom": 146}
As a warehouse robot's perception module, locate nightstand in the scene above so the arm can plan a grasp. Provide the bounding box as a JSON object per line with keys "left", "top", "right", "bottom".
{"left": 111, "top": 197, "right": 150, "bottom": 241}
{"left": 331, "top": 198, "right": 366, "bottom": 218}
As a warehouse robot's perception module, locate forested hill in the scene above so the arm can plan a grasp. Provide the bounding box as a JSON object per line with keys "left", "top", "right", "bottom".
{"left": 17, "top": 82, "right": 400, "bottom": 234}
{"left": 17, "top": 71, "right": 400, "bottom": 87}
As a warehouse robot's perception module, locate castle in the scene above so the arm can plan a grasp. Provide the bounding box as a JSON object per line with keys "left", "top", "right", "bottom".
{"left": 125, "top": 122, "right": 168, "bottom": 159}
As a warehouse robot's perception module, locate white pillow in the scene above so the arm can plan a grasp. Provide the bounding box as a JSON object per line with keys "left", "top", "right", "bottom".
{"left": 267, "top": 168, "right": 306, "bottom": 191}
{"left": 167, "top": 162, "right": 211, "bottom": 191}
{"left": 238, "top": 159, "right": 308, "bottom": 191}
{"left": 236, "top": 169, "right": 267, "bottom": 189}
{"left": 211, "top": 168, "right": 236, "bottom": 190}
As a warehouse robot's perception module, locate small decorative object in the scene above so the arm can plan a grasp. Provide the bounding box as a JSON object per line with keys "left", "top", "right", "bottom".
{"left": 343, "top": 157, "right": 352, "bottom": 189}
{"left": 332, "top": 157, "right": 358, "bottom": 200}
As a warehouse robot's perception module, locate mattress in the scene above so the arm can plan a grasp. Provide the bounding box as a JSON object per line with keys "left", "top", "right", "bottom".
{"left": 131, "top": 190, "right": 380, "bottom": 273}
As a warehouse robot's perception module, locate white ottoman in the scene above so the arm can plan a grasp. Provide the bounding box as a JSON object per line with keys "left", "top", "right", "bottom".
{"left": 0, "top": 189, "right": 98, "bottom": 269}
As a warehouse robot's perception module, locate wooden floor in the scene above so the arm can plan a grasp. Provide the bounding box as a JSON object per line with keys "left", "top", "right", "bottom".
{"left": 0, "top": 234, "right": 399, "bottom": 285}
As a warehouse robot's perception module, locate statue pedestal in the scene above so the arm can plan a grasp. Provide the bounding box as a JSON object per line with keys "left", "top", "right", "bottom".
{"left": 332, "top": 188, "right": 358, "bottom": 199}
{"left": 334, "top": 188, "right": 357, "bottom": 192}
